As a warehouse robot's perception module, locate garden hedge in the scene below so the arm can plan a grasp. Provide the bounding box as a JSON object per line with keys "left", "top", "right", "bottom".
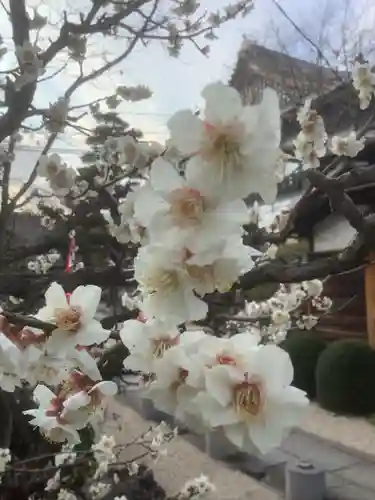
{"left": 281, "top": 331, "right": 326, "bottom": 398}
{"left": 316, "top": 339, "right": 375, "bottom": 415}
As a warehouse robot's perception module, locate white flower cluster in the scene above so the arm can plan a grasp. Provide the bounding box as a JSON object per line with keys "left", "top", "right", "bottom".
{"left": 352, "top": 61, "right": 375, "bottom": 110}
{"left": 331, "top": 131, "right": 365, "bottom": 158}
{"left": 116, "top": 82, "right": 309, "bottom": 454}
{"left": 38, "top": 153, "right": 76, "bottom": 197}
{"left": 102, "top": 189, "right": 146, "bottom": 245}
{"left": 45, "top": 98, "right": 69, "bottom": 134}
{"left": 89, "top": 482, "right": 111, "bottom": 499}
{"left": 92, "top": 434, "right": 117, "bottom": 477}
{"left": 0, "top": 448, "right": 11, "bottom": 474}
{"left": 177, "top": 474, "right": 215, "bottom": 499}
{"left": 239, "top": 280, "right": 331, "bottom": 342}
{"left": 14, "top": 41, "right": 44, "bottom": 90}
{"left": 294, "top": 98, "right": 327, "bottom": 169}
{"left": 57, "top": 489, "right": 77, "bottom": 500}
{"left": 27, "top": 250, "right": 61, "bottom": 274}
{"left": 0, "top": 282, "right": 117, "bottom": 442}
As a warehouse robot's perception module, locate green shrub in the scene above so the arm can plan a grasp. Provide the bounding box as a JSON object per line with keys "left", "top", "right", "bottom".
{"left": 281, "top": 331, "right": 326, "bottom": 398}
{"left": 316, "top": 340, "right": 375, "bottom": 415}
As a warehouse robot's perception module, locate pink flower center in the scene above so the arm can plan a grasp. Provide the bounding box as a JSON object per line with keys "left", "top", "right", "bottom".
{"left": 217, "top": 354, "right": 236, "bottom": 366}
{"left": 45, "top": 396, "right": 68, "bottom": 424}
{"left": 169, "top": 187, "right": 204, "bottom": 227}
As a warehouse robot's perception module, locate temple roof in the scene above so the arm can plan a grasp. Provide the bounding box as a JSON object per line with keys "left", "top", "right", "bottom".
{"left": 229, "top": 39, "right": 345, "bottom": 110}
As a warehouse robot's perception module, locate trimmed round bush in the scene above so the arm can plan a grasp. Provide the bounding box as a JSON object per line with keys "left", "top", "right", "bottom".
{"left": 316, "top": 339, "right": 375, "bottom": 415}
{"left": 281, "top": 332, "right": 326, "bottom": 398}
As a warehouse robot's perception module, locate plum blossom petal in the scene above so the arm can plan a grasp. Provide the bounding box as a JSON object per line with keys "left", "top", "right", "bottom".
{"left": 45, "top": 282, "right": 68, "bottom": 310}
{"left": 202, "top": 81, "right": 243, "bottom": 124}
{"left": 167, "top": 110, "right": 204, "bottom": 154}
{"left": 70, "top": 285, "right": 101, "bottom": 321}
{"left": 63, "top": 391, "right": 90, "bottom": 411}
{"left": 90, "top": 381, "right": 118, "bottom": 397}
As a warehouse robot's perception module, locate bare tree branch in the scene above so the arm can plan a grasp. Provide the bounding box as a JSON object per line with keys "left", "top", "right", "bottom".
{"left": 0, "top": 0, "right": 35, "bottom": 143}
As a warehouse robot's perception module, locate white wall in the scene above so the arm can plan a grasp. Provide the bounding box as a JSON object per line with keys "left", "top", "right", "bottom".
{"left": 313, "top": 211, "right": 367, "bottom": 253}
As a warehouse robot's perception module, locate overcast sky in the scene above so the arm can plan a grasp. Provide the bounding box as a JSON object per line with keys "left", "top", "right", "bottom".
{"left": 0, "top": 0, "right": 374, "bottom": 182}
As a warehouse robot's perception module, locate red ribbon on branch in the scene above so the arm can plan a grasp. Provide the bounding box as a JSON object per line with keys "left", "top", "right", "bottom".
{"left": 65, "top": 230, "right": 77, "bottom": 303}
{"left": 65, "top": 230, "right": 77, "bottom": 273}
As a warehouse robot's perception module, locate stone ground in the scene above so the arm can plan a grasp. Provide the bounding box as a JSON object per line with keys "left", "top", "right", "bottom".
{"left": 105, "top": 398, "right": 281, "bottom": 500}
{"left": 300, "top": 403, "right": 375, "bottom": 458}
{"left": 115, "top": 390, "right": 375, "bottom": 500}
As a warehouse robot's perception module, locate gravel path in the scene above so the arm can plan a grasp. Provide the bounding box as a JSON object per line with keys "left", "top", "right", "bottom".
{"left": 105, "top": 398, "right": 280, "bottom": 500}
{"left": 299, "top": 403, "right": 375, "bottom": 458}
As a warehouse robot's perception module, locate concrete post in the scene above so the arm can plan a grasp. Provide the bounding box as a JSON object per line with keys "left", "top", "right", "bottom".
{"left": 286, "top": 461, "right": 326, "bottom": 500}
{"left": 264, "top": 451, "right": 288, "bottom": 491}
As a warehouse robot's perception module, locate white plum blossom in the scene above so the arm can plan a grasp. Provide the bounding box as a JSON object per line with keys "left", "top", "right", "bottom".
{"left": 0, "top": 448, "right": 11, "bottom": 473}
{"left": 22, "top": 345, "right": 69, "bottom": 386}
{"left": 134, "top": 157, "right": 248, "bottom": 255}
{"left": 45, "top": 98, "right": 69, "bottom": 133}
{"left": 178, "top": 474, "right": 216, "bottom": 499}
{"left": 103, "top": 188, "right": 147, "bottom": 244}
{"left": 134, "top": 245, "right": 208, "bottom": 324}
{"left": 303, "top": 279, "right": 324, "bottom": 298}
{"left": 195, "top": 344, "right": 308, "bottom": 454}
{"left": 147, "top": 333, "right": 207, "bottom": 418}
{"left": 63, "top": 379, "right": 117, "bottom": 418}
{"left": 296, "top": 99, "right": 327, "bottom": 155}
{"left": 184, "top": 237, "right": 256, "bottom": 295}
{"left": 293, "top": 133, "right": 320, "bottom": 169}
{"left": 296, "top": 314, "right": 319, "bottom": 330}
{"left": 168, "top": 82, "right": 281, "bottom": 203}
{"left": 92, "top": 434, "right": 117, "bottom": 476}
{"left": 25, "top": 376, "right": 116, "bottom": 445}
{"left": 352, "top": 61, "right": 375, "bottom": 109}
{"left": 38, "top": 154, "right": 76, "bottom": 196}
{"left": 89, "top": 482, "right": 111, "bottom": 499}
{"left": 271, "top": 309, "right": 290, "bottom": 326}
{"left": 121, "top": 291, "right": 140, "bottom": 310}
{"left": 294, "top": 99, "right": 327, "bottom": 169}
{"left": 0, "top": 333, "right": 22, "bottom": 392}
{"left": 331, "top": 132, "right": 365, "bottom": 158}
{"left": 24, "top": 385, "right": 81, "bottom": 444}
{"left": 185, "top": 332, "right": 261, "bottom": 388}
{"left": 27, "top": 250, "right": 60, "bottom": 275}
{"left": 57, "top": 490, "right": 77, "bottom": 500}
{"left": 15, "top": 41, "right": 44, "bottom": 88}
{"left": 120, "top": 318, "right": 181, "bottom": 372}
{"left": 70, "top": 347, "right": 103, "bottom": 382}
{"left": 117, "top": 135, "right": 142, "bottom": 166}
{"left": 92, "top": 434, "right": 116, "bottom": 461}
{"left": 38, "top": 153, "right": 65, "bottom": 179}
{"left": 35, "top": 282, "right": 110, "bottom": 354}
